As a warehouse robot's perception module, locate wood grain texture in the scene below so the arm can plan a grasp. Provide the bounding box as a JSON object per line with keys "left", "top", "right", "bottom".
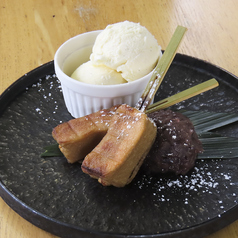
{"left": 0, "top": 0, "right": 238, "bottom": 237}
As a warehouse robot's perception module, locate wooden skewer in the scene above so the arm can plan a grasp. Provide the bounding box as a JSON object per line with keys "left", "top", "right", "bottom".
{"left": 135, "top": 25, "right": 187, "bottom": 112}
{"left": 145, "top": 78, "right": 219, "bottom": 114}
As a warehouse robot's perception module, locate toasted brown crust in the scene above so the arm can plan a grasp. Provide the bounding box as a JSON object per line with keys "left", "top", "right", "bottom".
{"left": 81, "top": 104, "right": 157, "bottom": 187}
{"left": 52, "top": 105, "right": 120, "bottom": 163}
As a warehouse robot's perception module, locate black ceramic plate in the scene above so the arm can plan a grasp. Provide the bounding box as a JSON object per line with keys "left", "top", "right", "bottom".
{"left": 0, "top": 55, "right": 238, "bottom": 238}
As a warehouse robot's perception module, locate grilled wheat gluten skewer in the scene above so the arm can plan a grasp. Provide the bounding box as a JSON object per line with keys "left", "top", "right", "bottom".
{"left": 81, "top": 26, "right": 187, "bottom": 187}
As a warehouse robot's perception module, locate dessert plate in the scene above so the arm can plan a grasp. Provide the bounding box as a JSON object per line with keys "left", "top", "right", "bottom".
{"left": 0, "top": 54, "right": 238, "bottom": 238}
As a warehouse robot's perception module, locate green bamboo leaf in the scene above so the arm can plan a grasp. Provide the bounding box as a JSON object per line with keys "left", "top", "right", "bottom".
{"left": 198, "top": 133, "right": 238, "bottom": 159}
{"left": 41, "top": 143, "right": 63, "bottom": 157}
{"left": 183, "top": 110, "right": 238, "bottom": 159}
{"left": 181, "top": 110, "right": 238, "bottom": 133}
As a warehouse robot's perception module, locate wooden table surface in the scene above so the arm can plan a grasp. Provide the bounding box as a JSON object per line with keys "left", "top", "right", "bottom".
{"left": 1, "top": 0, "right": 238, "bottom": 237}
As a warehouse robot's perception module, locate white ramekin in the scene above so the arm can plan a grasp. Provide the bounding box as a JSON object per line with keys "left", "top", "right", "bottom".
{"left": 54, "top": 30, "right": 155, "bottom": 118}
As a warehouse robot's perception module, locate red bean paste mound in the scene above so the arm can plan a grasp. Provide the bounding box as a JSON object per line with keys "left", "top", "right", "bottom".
{"left": 144, "top": 110, "right": 203, "bottom": 175}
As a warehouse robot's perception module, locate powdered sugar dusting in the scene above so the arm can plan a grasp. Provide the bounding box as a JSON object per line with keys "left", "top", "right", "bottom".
{"left": 134, "top": 158, "right": 238, "bottom": 217}
{"left": 25, "top": 74, "right": 64, "bottom": 124}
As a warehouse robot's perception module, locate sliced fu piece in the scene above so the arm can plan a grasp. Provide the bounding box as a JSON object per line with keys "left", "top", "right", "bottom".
{"left": 52, "top": 105, "right": 119, "bottom": 163}
{"left": 81, "top": 104, "right": 157, "bottom": 187}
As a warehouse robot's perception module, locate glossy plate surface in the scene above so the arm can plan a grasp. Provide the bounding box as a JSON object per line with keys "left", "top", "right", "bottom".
{"left": 0, "top": 54, "right": 238, "bottom": 238}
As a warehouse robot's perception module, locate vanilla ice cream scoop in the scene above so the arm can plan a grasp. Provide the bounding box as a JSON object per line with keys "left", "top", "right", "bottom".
{"left": 90, "top": 21, "right": 161, "bottom": 82}
{"left": 71, "top": 61, "right": 127, "bottom": 85}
